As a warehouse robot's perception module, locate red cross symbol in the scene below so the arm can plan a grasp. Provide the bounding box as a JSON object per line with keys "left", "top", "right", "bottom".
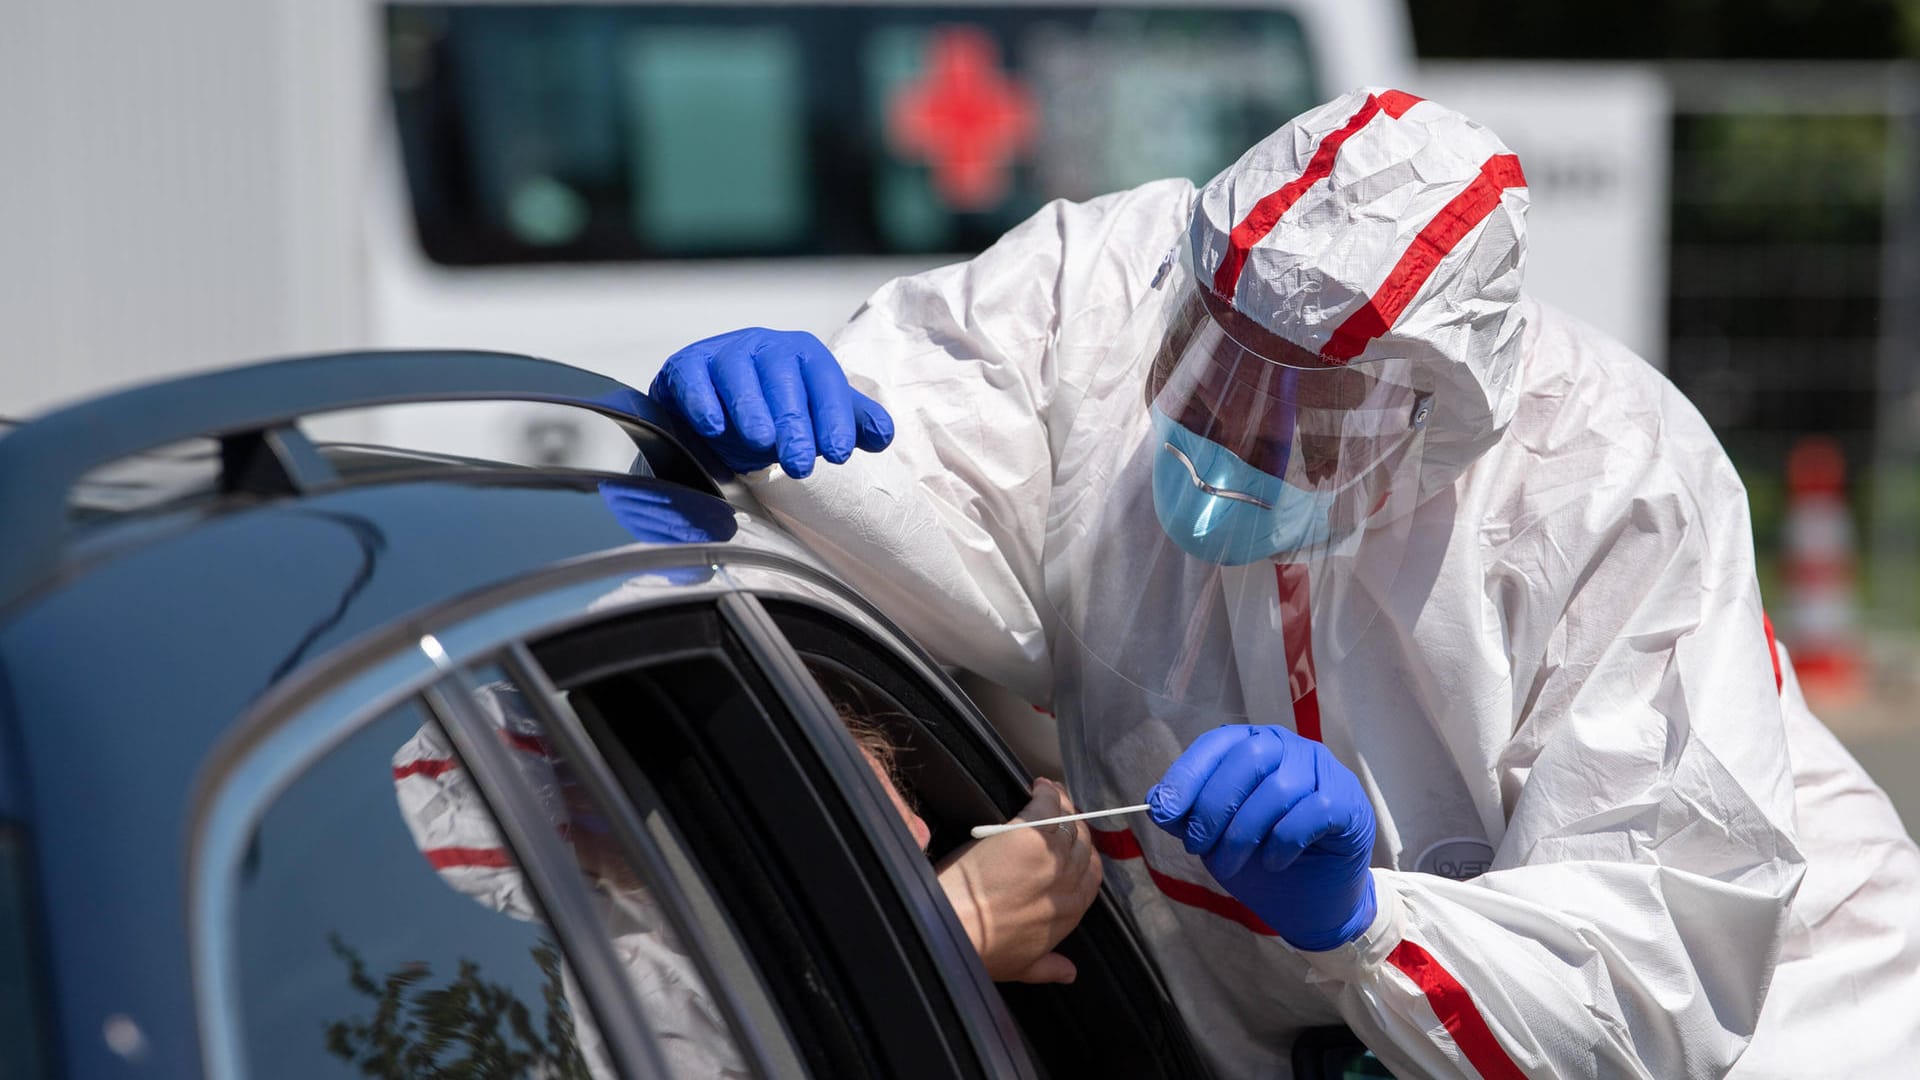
{"left": 887, "top": 27, "right": 1037, "bottom": 211}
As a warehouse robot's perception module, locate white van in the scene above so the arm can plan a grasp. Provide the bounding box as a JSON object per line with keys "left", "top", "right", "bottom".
{"left": 0, "top": 0, "right": 1413, "bottom": 464}
{"left": 366, "top": 0, "right": 1414, "bottom": 462}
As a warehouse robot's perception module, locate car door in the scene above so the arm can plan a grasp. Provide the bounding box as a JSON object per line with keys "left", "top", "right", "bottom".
{"left": 191, "top": 561, "right": 1040, "bottom": 1079}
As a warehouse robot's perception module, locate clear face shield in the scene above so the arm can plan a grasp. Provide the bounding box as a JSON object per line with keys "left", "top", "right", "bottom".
{"left": 1045, "top": 242, "right": 1435, "bottom": 727}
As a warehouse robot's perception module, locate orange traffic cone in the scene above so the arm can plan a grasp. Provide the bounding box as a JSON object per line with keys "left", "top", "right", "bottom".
{"left": 1780, "top": 436, "right": 1865, "bottom": 703}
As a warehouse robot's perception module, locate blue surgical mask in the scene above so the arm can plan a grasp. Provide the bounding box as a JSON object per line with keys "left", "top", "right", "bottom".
{"left": 1149, "top": 406, "right": 1338, "bottom": 565}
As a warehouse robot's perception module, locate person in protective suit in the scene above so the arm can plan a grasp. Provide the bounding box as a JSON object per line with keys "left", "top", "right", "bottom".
{"left": 648, "top": 88, "right": 1920, "bottom": 1078}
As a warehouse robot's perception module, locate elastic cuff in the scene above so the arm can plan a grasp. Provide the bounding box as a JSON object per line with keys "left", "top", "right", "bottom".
{"left": 1301, "top": 874, "right": 1405, "bottom": 984}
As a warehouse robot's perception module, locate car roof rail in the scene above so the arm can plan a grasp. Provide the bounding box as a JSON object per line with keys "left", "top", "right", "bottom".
{"left": 0, "top": 349, "right": 725, "bottom": 610}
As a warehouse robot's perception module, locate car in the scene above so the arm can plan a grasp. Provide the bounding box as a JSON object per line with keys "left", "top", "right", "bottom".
{"left": 0, "top": 350, "right": 1383, "bottom": 1078}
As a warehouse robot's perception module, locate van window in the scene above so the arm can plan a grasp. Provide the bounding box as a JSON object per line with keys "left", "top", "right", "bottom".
{"left": 388, "top": 3, "right": 1317, "bottom": 264}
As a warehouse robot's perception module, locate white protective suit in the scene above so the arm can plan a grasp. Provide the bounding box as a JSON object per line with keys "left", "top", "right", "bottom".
{"left": 747, "top": 88, "right": 1920, "bottom": 1078}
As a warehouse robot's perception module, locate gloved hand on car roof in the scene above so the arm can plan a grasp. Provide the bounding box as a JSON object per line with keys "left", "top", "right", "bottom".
{"left": 1147, "top": 725, "right": 1377, "bottom": 952}
{"left": 650, "top": 328, "right": 895, "bottom": 478}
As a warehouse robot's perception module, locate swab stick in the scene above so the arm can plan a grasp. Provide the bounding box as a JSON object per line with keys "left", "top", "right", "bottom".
{"left": 969, "top": 803, "right": 1151, "bottom": 839}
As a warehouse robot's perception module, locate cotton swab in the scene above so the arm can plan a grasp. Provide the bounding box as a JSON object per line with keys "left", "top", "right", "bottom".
{"left": 969, "top": 803, "right": 1151, "bottom": 839}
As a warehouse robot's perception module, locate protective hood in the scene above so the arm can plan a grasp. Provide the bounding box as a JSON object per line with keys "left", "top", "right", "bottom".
{"left": 1187, "top": 87, "right": 1530, "bottom": 497}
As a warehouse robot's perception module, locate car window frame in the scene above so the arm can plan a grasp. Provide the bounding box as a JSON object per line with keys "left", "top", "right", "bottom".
{"left": 528, "top": 595, "right": 1039, "bottom": 1079}
{"left": 185, "top": 556, "right": 720, "bottom": 1080}
{"left": 494, "top": 641, "right": 809, "bottom": 1078}
{"left": 186, "top": 641, "right": 674, "bottom": 1080}
{"left": 535, "top": 609, "right": 897, "bottom": 1077}
{"left": 421, "top": 661, "right": 672, "bottom": 1080}
{"left": 718, "top": 593, "right": 1039, "bottom": 1077}
{"left": 188, "top": 548, "right": 1054, "bottom": 1080}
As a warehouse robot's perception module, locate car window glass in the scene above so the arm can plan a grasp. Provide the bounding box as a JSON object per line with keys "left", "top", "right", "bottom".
{"left": 300, "top": 401, "right": 645, "bottom": 475}
{"left": 454, "top": 661, "right": 762, "bottom": 1079}
{"left": 231, "top": 698, "right": 599, "bottom": 1079}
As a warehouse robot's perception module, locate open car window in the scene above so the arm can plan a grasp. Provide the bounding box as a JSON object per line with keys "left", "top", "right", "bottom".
{"left": 214, "top": 571, "right": 1221, "bottom": 1079}
{"left": 758, "top": 597, "right": 1216, "bottom": 1079}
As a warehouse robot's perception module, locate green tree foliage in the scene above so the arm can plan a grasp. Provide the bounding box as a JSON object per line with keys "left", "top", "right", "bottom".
{"left": 1678, "top": 113, "right": 1889, "bottom": 242}
{"left": 1408, "top": 0, "right": 1920, "bottom": 60}
{"left": 323, "top": 934, "right": 593, "bottom": 1080}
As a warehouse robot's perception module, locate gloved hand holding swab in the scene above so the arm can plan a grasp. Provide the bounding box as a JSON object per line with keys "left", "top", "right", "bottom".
{"left": 970, "top": 803, "right": 1149, "bottom": 838}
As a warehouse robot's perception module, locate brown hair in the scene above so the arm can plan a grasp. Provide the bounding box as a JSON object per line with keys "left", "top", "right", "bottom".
{"left": 804, "top": 659, "right": 912, "bottom": 800}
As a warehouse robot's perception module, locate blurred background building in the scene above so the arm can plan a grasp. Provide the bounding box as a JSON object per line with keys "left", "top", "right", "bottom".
{"left": 1412, "top": 1, "right": 1920, "bottom": 830}
{"left": 1, "top": 0, "right": 1914, "bottom": 824}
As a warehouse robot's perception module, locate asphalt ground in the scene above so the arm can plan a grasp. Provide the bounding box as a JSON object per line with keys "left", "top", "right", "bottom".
{"left": 1810, "top": 649, "right": 1920, "bottom": 838}
{"left": 1840, "top": 727, "right": 1920, "bottom": 836}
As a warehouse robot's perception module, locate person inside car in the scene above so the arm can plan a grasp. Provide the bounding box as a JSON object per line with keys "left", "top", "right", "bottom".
{"left": 822, "top": 662, "right": 1102, "bottom": 986}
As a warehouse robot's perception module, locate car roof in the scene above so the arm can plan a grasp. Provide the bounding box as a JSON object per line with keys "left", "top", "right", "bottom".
{"left": 0, "top": 350, "right": 786, "bottom": 811}
{"left": 0, "top": 350, "right": 727, "bottom": 600}
{"left": 0, "top": 352, "right": 832, "bottom": 1077}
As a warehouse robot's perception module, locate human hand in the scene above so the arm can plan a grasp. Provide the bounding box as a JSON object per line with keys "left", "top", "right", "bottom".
{"left": 938, "top": 778, "right": 1103, "bottom": 984}
{"left": 648, "top": 328, "right": 895, "bottom": 477}
{"left": 1147, "top": 726, "right": 1377, "bottom": 951}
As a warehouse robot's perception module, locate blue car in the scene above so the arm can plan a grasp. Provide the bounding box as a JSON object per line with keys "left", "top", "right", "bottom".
{"left": 0, "top": 352, "right": 1379, "bottom": 1079}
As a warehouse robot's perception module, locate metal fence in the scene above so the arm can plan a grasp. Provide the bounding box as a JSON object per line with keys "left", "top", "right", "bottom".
{"left": 1661, "top": 62, "right": 1920, "bottom": 640}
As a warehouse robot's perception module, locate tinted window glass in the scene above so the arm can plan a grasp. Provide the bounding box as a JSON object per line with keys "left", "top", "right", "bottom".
{"left": 233, "top": 699, "right": 596, "bottom": 1079}
{"left": 454, "top": 662, "right": 763, "bottom": 1078}
{"left": 388, "top": 3, "right": 1317, "bottom": 263}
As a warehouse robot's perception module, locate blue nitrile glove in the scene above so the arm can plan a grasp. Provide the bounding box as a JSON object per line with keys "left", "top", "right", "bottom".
{"left": 1147, "top": 726, "right": 1377, "bottom": 951}
{"left": 649, "top": 328, "right": 895, "bottom": 478}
